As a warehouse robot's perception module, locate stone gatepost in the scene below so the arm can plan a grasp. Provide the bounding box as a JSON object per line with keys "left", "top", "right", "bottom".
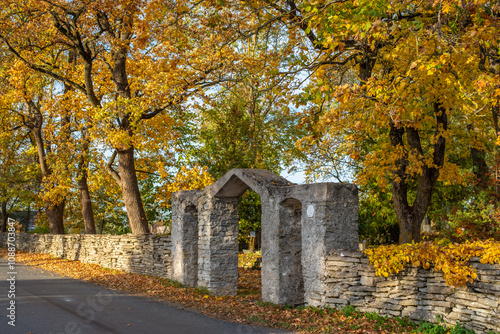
{"left": 261, "top": 194, "right": 305, "bottom": 306}
{"left": 294, "top": 183, "right": 359, "bottom": 306}
{"left": 171, "top": 190, "right": 203, "bottom": 287}
{"left": 261, "top": 183, "right": 359, "bottom": 306}
{"left": 259, "top": 195, "right": 280, "bottom": 303}
{"left": 197, "top": 194, "right": 240, "bottom": 296}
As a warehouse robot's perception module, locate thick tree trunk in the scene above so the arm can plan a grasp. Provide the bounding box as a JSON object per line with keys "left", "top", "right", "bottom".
{"left": 392, "top": 169, "right": 438, "bottom": 244}
{"left": 1, "top": 201, "right": 8, "bottom": 233}
{"left": 117, "top": 147, "right": 149, "bottom": 234}
{"left": 78, "top": 173, "right": 96, "bottom": 234}
{"left": 46, "top": 201, "right": 65, "bottom": 234}
{"left": 106, "top": 33, "right": 149, "bottom": 234}
{"left": 390, "top": 103, "right": 447, "bottom": 244}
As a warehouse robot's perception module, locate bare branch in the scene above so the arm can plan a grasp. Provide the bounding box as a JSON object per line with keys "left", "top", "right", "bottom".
{"left": 105, "top": 150, "right": 121, "bottom": 185}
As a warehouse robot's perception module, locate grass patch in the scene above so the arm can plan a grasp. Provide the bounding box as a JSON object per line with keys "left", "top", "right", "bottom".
{"left": 195, "top": 286, "right": 211, "bottom": 296}
{"left": 415, "top": 316, "right": 477, "bottom": 334}
{"left": 340, "top": 305, "right": 359, "bottom": 318}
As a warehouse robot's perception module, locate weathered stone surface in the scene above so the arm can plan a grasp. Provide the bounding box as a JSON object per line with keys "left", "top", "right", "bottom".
{"left": 171, "top": 190, "right": 203, "bottom": 287}
{"left": 198, "top": 196, "right": 239, "bottom": 296}
{"left": 171, "top": 168, "right": 359, "bottom": 305}
{"left": 0, "top": 232, "right": 171, "bottom": 278}
{"left": 321, "top": 253, "right": 500, "bottom": 334}
{"left": 360, "top": 275, "right": 375, "bottom": 287}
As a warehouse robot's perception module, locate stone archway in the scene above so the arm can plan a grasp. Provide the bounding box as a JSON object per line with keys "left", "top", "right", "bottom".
{"left": 171, "top": 169, "right": 359, "bottom": 306}
{"left": 197, "top": 169, "right": 292, "bottom": 297}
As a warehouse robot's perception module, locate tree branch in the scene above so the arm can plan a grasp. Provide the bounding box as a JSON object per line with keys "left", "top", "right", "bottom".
{"left": 105, "top": 150, "right": 121, "bottom": 185}
{"left": 0, "top": 35, "right": 87, "bottom": 94}
{"left": 135, "top": 169, "right": 160, "bottom": 177}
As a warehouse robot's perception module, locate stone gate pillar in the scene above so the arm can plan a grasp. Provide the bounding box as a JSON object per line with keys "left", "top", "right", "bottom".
{"left": 171, "top": 190, "right": 202, "bottom": 287}
{"left": 298, "top": 183, "right": 359, "bottom": 306}
{"left": 197, "top": 195, "right": 239, "bottom": 296}
{"left": 261, "top": 193, "right": 306, "bottom": 306}
{"left": 261, "top": 183, "right": 359, "bottom": 306}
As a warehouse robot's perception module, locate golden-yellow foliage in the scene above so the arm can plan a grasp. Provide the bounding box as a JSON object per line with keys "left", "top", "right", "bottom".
{"left": 156, "top": 165, "right": 214, "bottom": 208}
{"left": 365, "top": 240, "right": 500, "bottom": 287}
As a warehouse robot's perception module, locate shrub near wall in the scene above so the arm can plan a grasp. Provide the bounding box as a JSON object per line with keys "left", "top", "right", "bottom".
{"left": 322, "top": 251, "right": 500, "bottom": 334}
{"left": 0, "top": 233, "right": 172, "bottom": 279}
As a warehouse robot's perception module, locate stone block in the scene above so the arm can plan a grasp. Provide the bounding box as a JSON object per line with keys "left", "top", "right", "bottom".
{"left": 360, "top": 275, "right": 375, "bottom": 287}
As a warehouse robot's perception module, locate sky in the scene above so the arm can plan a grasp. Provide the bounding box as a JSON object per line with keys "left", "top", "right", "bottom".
{"left": 280, "top": 170, "right": 306, "bottom": 184}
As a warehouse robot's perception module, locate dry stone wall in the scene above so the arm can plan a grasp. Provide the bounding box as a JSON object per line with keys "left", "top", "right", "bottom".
{"left": 322, "top": 251, "right": 500, "bottom": 334}
{"left": 0, "top": 233, "right": 499, "bottom": 333}
{"left": 0, "top": 232, "right": 171, "bottom": 278}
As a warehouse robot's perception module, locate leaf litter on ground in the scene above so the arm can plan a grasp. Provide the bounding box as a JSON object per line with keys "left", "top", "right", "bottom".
{"left": 0, "top": 248, "right": 432, "bottom": 333}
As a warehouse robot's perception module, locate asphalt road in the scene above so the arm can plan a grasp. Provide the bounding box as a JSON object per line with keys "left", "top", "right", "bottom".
{"left": 0, "top": 257, "right": 290, "bottom": 334}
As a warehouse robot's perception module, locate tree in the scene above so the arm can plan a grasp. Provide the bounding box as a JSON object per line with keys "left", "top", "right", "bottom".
{"left": 0, "top": 45, "right": 101, "bottom": 234}
{"left": 244, "top": 0, "right": 500, "bottom": 243}
{"left": 0, "top": 113, "right": 35, "bottom": 232}
{"left": 192, "top": 88, "right": 301, "bottom": 179}
{"left": 0, "top": 55, "right": 72, "bottom": 233}
{"left": 0, "top": 0, "right": 257, "bottom": 234}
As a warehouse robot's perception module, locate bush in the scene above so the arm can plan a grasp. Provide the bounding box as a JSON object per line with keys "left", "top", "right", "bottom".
{"left": 439, "top": 191, "right": 500, "bottom": 242}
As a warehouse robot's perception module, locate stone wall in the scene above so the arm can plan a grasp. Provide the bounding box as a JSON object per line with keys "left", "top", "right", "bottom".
{"left": 322, "top": 251, "right": 500, "bottom": 334}
{"left": 0, "top": 233, "right": 171, "bottom": 278}
{"left": 1, "top": 232, "right": 499, "bottom": 332}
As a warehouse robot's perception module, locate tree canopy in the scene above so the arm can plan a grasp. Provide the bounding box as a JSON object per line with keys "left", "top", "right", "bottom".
{"left": 246, "top": 0, "right": 500, "bottom": 243}
{"left": 0, "top": 0, "right": 498, "bottom": 244}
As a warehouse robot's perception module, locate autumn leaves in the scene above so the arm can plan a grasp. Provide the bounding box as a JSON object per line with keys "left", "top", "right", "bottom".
{"left": 0, "top": 1, "right": 256, "bottom": 234}
{"left": 0, "top": 1, "right": 499, "bottom": 243}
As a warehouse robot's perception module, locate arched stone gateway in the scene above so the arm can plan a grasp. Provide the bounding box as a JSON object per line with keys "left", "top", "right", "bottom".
{"left": 171, "top": 169, "right": 359, "bottom": 306}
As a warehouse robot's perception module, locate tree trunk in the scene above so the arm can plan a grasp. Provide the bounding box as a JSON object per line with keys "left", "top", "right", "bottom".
{"left": 392, "top": 168, "right": 439, "bottom": 244}
{"left": 390, "top": 103, "right": 447, "bottom": 244}
{"left": 77, "top": 133, "right": 96, "bottom": 234}
{"left": 492, "top": 104, "right": 500, "bottom": 136}
{"left": 29, "top": 105, "right": 66, "bottom": 234}
{"left": 108, "top": 32, "right": 149, "bottom": 234}
{"left": 27, "top": 204, "right": 31, "bottom": 230}
{"left": 467, "top": 124, "right": 489, "bottom": 189}
{"left": 78, "top": 172, "right": 96, "bottom": 234}
{"left": 1, "top": 201, "right": 8, "bottom": 233}
{"left": 493, "top": 104, "right": 500, "bottom": 200}
{"left": 98, "top": 219, "right": 105, "bottom": 234}
{"left": 46, "top": 200, "right": 65, "bottom": 234}
{"left": 117, "top": 146, "right": 149, "bottom": 234}
{"left": 471, "top": 147, "right": 489, "bottom": 189}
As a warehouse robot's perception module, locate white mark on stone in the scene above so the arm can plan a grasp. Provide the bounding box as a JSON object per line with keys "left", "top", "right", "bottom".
{"left": 306, "top": 204, "right": 315, "bottom": 218}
